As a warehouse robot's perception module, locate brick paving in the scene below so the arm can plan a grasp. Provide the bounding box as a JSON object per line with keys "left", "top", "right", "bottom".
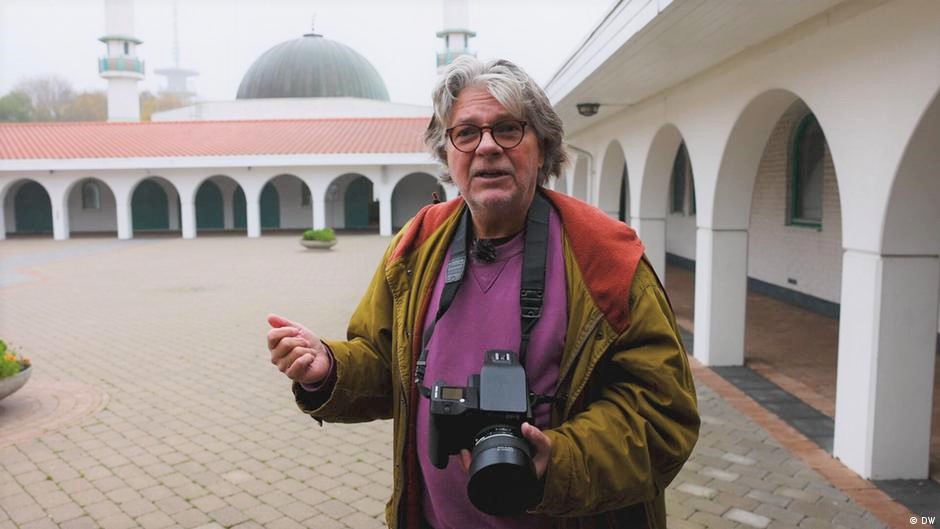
{"left": 664, "top": 264, "right": 940, "bottom": 483}
{"left": 0, "top": 235, "right": 921, "bottom": 528}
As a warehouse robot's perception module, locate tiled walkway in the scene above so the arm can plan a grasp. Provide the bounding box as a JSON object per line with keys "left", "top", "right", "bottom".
{"left": 664, "top": 265, "right": 940, "bottom": 488}
{"left": 0, "top": 235, "right": 929, "bottom": 528}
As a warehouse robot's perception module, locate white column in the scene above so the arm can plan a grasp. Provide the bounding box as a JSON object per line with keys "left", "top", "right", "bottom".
{"left": 379, "top": 193, "right": 392, "bottom": 237}
{"left": 52, "top": 202, "right": 69, "bottom": 241}
{"left": 631, "top": 217, "right": 666, "bottom": 279}
{"left": 180, "top": 200, "right": 196, "bottom": 239}
{"left": 313, "top": 197, "right": 326, "bottom": 230}
{"left": 833, "top": 251, "right": 939, "bottom": 479}
{"left": 116, "top": 198, "right": 132, "bottom": 240}
{"left": 0, "top": 204, "right": 6, "bottom": 240}
{"left": 692, "top": 227, "right": 748, "bottom": 366}
{"left": 247, "top": 199, "right": 261, "bottom": 238}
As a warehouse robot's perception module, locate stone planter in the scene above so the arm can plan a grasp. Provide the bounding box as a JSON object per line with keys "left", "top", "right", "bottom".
{"left": 0, "top": 365, "right": 31, "bottom": 401}
{"left": 300, "top": 239, "right": 337, "bottom": 250}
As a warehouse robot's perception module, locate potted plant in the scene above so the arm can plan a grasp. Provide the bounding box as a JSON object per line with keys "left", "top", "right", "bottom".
{"left": 300, "top": 228, "right": 337, "bottom": 249}
{"left": 0, "top": 340, "right": 31, "bottom": 401}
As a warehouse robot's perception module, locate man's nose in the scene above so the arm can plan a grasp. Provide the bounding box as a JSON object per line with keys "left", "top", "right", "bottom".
{"left": 475, "top": 129, "right": 503, "bottom": 155}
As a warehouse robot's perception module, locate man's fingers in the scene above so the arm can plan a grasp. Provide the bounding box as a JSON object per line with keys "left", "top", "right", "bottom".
{"left": 267, "top": 314, "right": 289, "bottom": 328}
{"left": 276, "top": 346, "right": 313, "bottom": 373}
{"left": 267, "top": 326, "right": 299, "bottom": 351}
{"left": 521, "top": 423, "right": 551, "bottom": 452}
{"left": 459, "top": 449, "right": 472, "bottom": 473}
{"left": 268, "top": 313, "right": 302, "bottom": 330}
{"left": 271, "top": 337, "right": 311, "bottom": 367}
{"left": 285, "top": 352, "right": 315, "bottom": 380}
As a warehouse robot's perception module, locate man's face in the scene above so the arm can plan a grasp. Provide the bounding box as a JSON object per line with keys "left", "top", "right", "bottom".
{"left": 445, "top": 85, "right": 543, "bottom": 220}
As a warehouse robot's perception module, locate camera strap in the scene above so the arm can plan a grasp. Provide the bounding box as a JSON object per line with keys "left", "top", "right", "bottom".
{"left": 415, "top": 191, "right": 551, "bottom": 398}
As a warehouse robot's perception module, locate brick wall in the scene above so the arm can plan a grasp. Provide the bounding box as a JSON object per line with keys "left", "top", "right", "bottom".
{"left": 748, "top": 102, "right": 843, "bottom": 303}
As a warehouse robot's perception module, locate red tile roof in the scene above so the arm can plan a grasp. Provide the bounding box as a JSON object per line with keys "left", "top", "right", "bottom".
{"left": 0, "top": 118, "right": 430, "bottom": 160}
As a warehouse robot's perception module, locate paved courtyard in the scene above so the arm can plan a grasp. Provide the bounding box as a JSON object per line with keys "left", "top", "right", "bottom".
{"left": 0, "top": 234, "right": 924, "bottom": 528}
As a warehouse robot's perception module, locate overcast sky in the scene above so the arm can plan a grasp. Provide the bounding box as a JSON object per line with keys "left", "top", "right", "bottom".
{"left": 0, "top": 0, "right": 612, "bottom": 106}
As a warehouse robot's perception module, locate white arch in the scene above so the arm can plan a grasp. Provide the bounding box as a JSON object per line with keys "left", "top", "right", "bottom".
{"left": 391, "top": 172, "right": 442, "bottom": 230}
{"left": 63, "top": 176, "right": 118, "bottom": 237}
{"left": 0, "top": 178, "right": 54, "bottom": 239}
{"left": 597, "top": 140, "right": 628, "bottom": 221}
{"left": 831, "top": 85, "right": 940, "bottom": 480}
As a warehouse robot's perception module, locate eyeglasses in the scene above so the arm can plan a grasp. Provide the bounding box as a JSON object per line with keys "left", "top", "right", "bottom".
{"left": 446, "top": 120, "right": 528, "bottom": 153}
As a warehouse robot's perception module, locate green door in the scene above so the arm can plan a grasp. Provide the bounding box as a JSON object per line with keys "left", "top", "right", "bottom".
{"left": 260, "top": 183, "right": 280, "bottom": 229}
{"left": 132, "top": 180, "right": 169, "bottom": 230}
{"left": 345, "top": 177, "right": 372, "bottom": 228}
{"left": 233, "top": 187, "right": 246, "bottom": 229}
{"left": 13, "top": 181, "right": 53, "bottom": 233}
{"left": 233, "top": 184, "right": 278, "bottom": 229}
{"left": 195, "top": 181, "right": 224, "bottom": 230}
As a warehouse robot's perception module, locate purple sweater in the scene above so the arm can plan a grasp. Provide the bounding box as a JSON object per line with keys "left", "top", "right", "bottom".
{"left": 416, "top": 207, "right": 567, "bottom": 529}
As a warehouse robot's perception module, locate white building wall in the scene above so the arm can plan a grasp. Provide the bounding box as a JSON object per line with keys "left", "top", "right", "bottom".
{"left": 269, "top": 175, "right": 311, "bottom": 230}
{"left": 67, "top": 181, "right": 118, "bottom": 232}
{"left": 666, "top": 212, "right": 696, "bottom": 261}
{"left": 552, "top": 0, "right": 939, "bottom": 478}
{"left": 392, "top": 174, "right": 439, "bottom": 229}
{"left": 325, "top": 177, "right": 350, "bottom": 229}
{"left": 748, "top": 103, "right": 843, "bottom": 303}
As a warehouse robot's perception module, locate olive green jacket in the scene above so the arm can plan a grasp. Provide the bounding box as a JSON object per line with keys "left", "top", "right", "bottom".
{"left": 294, "top": 189, "right": 699, "bottom": 529}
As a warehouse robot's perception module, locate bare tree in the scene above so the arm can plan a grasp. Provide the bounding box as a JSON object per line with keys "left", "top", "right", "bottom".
{"left": 14, "top": 75, "right": 75, "bottom": 121}
{"left": 140, "top": 91, "right": 185, "bottom": 121}
{"left": 62, "top": 92, "right": 108, "bottom": 122}
{"left": 0, "top": 91, "right": 33, "bottom": 122}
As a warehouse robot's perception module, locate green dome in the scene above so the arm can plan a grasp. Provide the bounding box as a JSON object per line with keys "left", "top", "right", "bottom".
{"left": 236, "top": 33, "right": 389, "bottom": 101}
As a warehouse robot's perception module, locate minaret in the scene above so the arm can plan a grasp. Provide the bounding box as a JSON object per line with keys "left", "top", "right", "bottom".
{"left": 154, "top": 1, "right": 198, "bottom": 104}
{"left": 436, "top": 0, "right": 476, "bottom": 73}
{"left": 98, "top": 0, "right": 144, "bottom": 122}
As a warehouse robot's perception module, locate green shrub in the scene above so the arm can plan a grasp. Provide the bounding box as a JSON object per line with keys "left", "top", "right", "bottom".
{"left": 302, "top": 228, "right": 336, "bottom": 242}
{"left": 0, "top": 340, "right": 29, "bottom": 379}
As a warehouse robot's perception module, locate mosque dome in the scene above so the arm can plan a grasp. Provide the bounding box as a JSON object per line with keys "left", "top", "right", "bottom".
{"left": 236, "top": 32, "right": 389, "bottom": 101}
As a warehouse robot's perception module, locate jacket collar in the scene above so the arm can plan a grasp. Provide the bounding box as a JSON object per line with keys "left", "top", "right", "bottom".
{"left": 391, "top": 188, "right": 645, "bottom": 333}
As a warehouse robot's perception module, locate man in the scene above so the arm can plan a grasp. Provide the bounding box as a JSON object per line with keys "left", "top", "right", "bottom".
{"left": 268, "top": 57, "right": 699, "bottom": 529}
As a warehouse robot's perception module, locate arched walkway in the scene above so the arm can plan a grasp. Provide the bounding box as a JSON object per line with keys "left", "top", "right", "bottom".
{"left": 598, "top": 141, "right": 629, "bottom": 221}
{"left": 196, "top": 180, "right": 224, "bottom": 231}
{"left": 323, "top": 174, "right": 378, "bottom": 231}
{"left": 345, "top": 176, "right": 374, "bottom": 229}
{"left": 65, "top": 178, "right": 117, "bottom": 235}
{"left": 234, "top": 182, "right": 280, "bottom": 230}
{"left": 391, "top": 172, "right": 443, "bottom": 231}
{"left": 10, "top": 180, "right": 53, "bottom": 235}
{"left": 131, "top": 178, "right": 180, "bottom": 234}
{"left": 572, "top": 156, "right": 589, "bottom": 201}
{"left": 743, "top": 98, "right": 843, "bottom": 417}
{"left": 637, "top": 124, "right": 685, "bottom": 280}
{"left": 863, "top": 86, "right": 940, "bottom": 479}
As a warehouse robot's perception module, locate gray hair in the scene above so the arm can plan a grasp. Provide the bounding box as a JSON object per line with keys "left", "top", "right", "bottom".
{"left": 424, "top": 56, "right": 568, "bottom": 185}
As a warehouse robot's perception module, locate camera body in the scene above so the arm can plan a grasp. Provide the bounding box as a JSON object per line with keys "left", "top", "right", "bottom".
{"left": 427, "top": 350, "right": 539, "bottom": 515}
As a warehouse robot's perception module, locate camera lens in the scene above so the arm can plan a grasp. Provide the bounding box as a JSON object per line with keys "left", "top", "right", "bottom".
{"left": 466, "top": 426, "right": 539, "bottom": 516}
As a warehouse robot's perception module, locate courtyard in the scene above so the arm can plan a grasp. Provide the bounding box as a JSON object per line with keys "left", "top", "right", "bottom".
{"left": 0, "top": 234, "right": 923, "bottom": 528}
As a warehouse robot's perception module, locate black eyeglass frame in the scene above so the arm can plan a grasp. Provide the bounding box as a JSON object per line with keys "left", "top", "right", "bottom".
{"left": 445, "top": 120, "right": 529, "bottom": 153}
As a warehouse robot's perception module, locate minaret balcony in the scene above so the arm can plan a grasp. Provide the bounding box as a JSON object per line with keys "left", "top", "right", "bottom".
{"left": 436, "top": 49, "right": 476, "bottom": 67}
{"left": 98, "top": 57, "right": 145, "bottom": 79}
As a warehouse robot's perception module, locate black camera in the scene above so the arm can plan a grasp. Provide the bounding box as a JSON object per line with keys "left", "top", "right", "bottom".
{"left": 427, "top": 350, "right": 540, "bottom": 516}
